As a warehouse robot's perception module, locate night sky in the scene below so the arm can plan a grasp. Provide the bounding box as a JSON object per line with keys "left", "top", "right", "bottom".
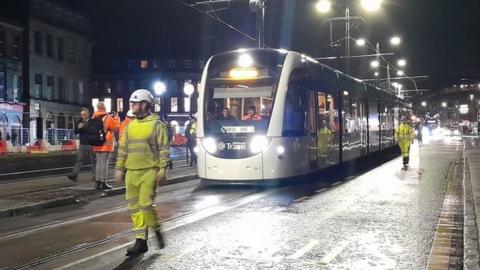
{"left": 3, "top": 0, "right": 480, "bottom": 92}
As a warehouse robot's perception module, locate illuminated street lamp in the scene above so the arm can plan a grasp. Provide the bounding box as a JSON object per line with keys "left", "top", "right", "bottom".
{"left": 356, "top": 38, "right": 366, "bottom": 46}
{"left": 421, "top": 101, "right": 427, "bottom": 107}
{"left": 316, "top": 0, "right": 332, "bottom": 13}
{"left": 183, "top": 81, "right": 195, "bottom": 96}
{"left": 361, "top": 0, "right": 383, "bottom": 12}
{"left": 397, "top": 70, "right": 404, "bottom": 76}
{"left": 390, "top": 36, "right": 401, "bottom": 46}
{"left": 397, "top": 59, "right": 406, "bottom": 67}
{"left": 442, "top": 102, "right": 447, "bottom": 108}
{"left": 153, "top": 81, "right": 167, "bottom": 96}
{"left": 470, "top": 94, "right": 475, "bottom": 101}
{"left": 374, "top": 71, "right": 379, "bottom": 77}
{"left": 370, "top": 60, "right": 379, "bottom": 68}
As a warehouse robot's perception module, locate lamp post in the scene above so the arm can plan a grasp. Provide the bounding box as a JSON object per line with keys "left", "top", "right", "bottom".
{"left": 183, "top": 80, "right": 195, "bottom": 114}
{"left": 316, "top": 0, "right": 382, "bottom": 75}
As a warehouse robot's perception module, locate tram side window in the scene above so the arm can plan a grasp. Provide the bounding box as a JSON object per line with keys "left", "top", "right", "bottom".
{"left": 342, "top": 91, "right": 353, "bottom": 134}
{"left": 283, "top": 80, "right": 307, "bottom": 136}
{"left": 317, "top": 92, "right": 337, "bottom": 132}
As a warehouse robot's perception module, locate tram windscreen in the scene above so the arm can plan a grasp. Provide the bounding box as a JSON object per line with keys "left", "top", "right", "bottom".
{"left": 204, "top": 80, "right": 277, "bottom": 136}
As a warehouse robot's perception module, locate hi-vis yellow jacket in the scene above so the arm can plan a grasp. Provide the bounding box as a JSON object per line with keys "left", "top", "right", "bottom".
{"left": 395, "top": 123, "right": 414, "bottom": 142}
{"left": 115, "top": 114, "right": 170, "bottom": 171}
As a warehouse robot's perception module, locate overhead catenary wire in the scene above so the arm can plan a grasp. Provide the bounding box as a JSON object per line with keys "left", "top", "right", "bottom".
{"left": 173, "top": 0, "right": 269, "bottom": 47}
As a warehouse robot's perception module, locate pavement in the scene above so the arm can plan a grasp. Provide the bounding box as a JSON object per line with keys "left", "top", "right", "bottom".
{"left": 0, "top": 161, "right": 198, "bottom": 219}
{"left": 463, "top": 137, "right": 480, "bottom": 269}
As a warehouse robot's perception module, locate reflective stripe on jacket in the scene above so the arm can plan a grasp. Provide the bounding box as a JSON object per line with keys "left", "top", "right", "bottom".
{"left": 116, "top": 114, "right": 170, "bottom": 170}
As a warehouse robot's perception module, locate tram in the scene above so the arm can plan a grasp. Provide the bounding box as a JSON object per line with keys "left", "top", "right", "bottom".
{"left": 195, "top": 48, "right": 410, "bottom": 182}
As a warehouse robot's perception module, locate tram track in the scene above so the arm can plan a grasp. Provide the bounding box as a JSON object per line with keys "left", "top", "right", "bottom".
{"left": 3, "top": 183, "right": 268, "bottom": 270}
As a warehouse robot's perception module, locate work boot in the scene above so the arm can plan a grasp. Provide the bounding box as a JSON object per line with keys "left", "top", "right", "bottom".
{"left": 126, "top": 239, "right": 148, "bottom": 257}
{"left": 67, "top": 174, "right": 78, "bottom": 182}
{"left": 99, "top": 182, "right": 112, "bottom": 190}
{"left": 154, "top": 229, "right": 165, "bottom": 249}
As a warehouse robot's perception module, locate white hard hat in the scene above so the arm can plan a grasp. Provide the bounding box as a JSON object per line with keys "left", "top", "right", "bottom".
{"left": 126, "top": 109, "right": 135, "bottom": 117}
{"left": 129, "top": 89, "right": 154, "bottom": 104}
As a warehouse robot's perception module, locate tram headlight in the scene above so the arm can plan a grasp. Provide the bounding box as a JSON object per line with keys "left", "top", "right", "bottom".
{"left": 202, "top": 137, "right": 217, "bottom": 154}
{"left": 250, "top": 135, "right": 269, "bottom": 154}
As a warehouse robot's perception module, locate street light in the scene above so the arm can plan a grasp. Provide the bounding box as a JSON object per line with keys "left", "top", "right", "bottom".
{"left": 470, "top": 94, "right": 475, "bottom": 101}
{"left": 153, "top": 81, "right": 167, "bottom": 96}
{"left": 361, "top": 0, "right": 383, "bottom": 12}
{"left": 442, "top": 102, "right": 447, "bottom": 108}
{"left": 374, "top": 72, "right": 379, "bottom": 77}
{"left": 397, "top": 70, "right": 404, "bottom": 76}
{"left": 397, "top": 59, "right": 406, "bottom": 67}
{"left": 316, "top": 0, "right": 332, "bottom": 13}
{"left": 370, "top": 60, "right": 379, "bottom": 68}
{"left": 390, "top": 36, "right": 401, "bottom": 46}
{"left": 421, "top": 101, "right": 427, "bottom": 107}
{"left": 183, "top": 81, "right": 195, "bottom": 96}
{"left": 356, "top": 38, "right": 366, "bottom": 46}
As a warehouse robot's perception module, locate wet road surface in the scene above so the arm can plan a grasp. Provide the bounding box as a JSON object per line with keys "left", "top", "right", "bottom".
{"left": 0, "top": 137, "right": 462, "bottom": 270}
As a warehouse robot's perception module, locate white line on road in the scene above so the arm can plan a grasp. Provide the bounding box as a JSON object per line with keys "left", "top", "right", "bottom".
{"left": 288, "top": 239, "right": 319, "bottom": 260}
{"left": 319, "top": 241, "right": 350, "bottom": 265}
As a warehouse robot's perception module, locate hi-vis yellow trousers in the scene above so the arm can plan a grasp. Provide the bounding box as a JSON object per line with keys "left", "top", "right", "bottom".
{"left": 125, "top": 168, "right": 160, "bottom": 240}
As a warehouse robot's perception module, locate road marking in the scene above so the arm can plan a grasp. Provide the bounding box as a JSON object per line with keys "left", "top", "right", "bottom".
{"left": 319, "top": 241, "right": 349, "bottom": 265}
{"left": 288, "top": 239, "right": 319, "bottom": 260}
{"left": 293, "top": 196, "right": 309, "bottom": 203}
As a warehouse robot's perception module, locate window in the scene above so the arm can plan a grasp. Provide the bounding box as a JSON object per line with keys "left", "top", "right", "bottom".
{"left": 46, "top": 34, "right": 53, "bottom": 58}
{"left": 92, "top": 98, "right": 99, "bottom": 110}
{"left": 283, "top": 79, "right": 307, "bottom": 135}
{"left": 57, "top": 37, "right": 64, "bottom": 61}
{"left": 78, "top": 81, "right": 84, "bottom": 104}
{"left": 13, "top": 74, "right": 20, "bottom": 102}
{"left": 58, "top": 77, "right": 65, "bottom": 101}
{"left": 184, "top": 59, "right": 192, "bottom": 69}
{"left": 0, "top": 29, "right": 5, "bottom": 56}
{"left": 117, "top": 98, "right": 124, "bottom": 112}
{"left": 0, "top": 72, "right": 5, "bottom": 100}
{"left": 11, "top": 34, "right": 21, "bottom": 59}
{"left": 153, "top": 59, "right": 160, "bottom": 69}
{"left": 127, "top": 60, "right": 135, "bottom": 69}
{"left": 34, "top": 31, "right": 42, "bottom": 54}
{"left": 171, "top": 97, "right": 178, "bottom": 112}
{"left": 104, "top": 98, "right": 112, "bottom": 113}
{"left": 168, "top": 59, "right": 176, "bottom": 69}
{"left": 105, "top": 81, "right": 111, "bottom": 94}
{"left": 46, "top": 76, "right": 54, "bottom": 100}
{"left": 34, "top": 73, "right": 43, "bottom": 98}
{"left": 115, "top": 81, "right": 123, "bottom": 94}
{"left": 140, "top": 60, "right": 148, "bottom": 69}
{"left": 184, "top": 97, "right": 191, "bottom": 112}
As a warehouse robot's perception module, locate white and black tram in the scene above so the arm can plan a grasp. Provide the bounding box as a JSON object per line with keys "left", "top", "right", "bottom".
{"left": 195, "top": 48, "right": 410, "bottom": 182}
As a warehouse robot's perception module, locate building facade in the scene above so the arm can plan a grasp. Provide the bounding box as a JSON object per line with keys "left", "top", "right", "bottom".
{"left": 27, "top": 0, "right": 92, "bottom": 142}
{"left": 0, "top": 18, "right": 24, "bottom": 141}
{"left": 91, "top": 54, "right": 204, "bottom": 127}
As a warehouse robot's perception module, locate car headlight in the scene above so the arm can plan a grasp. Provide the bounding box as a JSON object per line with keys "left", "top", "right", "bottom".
{"left": 202, "top": 137, "right": 217, "bottom": 153}
{"left": 250, "top": 135, "right": 269, "bottom": 154}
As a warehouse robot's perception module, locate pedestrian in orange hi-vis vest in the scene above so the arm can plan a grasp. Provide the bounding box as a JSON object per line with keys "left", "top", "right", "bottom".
{"left": 119, "top": 110, "right": 135, "bottom": 140}
{"left": 93, "top": 102, "right": 118, "bottom": 190}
